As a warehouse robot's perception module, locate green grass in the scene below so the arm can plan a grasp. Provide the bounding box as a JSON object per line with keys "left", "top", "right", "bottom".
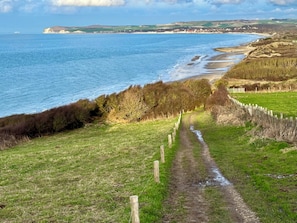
{"left": 197, "top": 111, "right": 297, "bottom": 223}
{"left": 232, "top": 92, "right": 297, "bottom": 118}
{"left": 0, "top": 118, "right": 178, "bottom": 223}
{"left": 205, "top": 188, "right": 233, "bottom": 223}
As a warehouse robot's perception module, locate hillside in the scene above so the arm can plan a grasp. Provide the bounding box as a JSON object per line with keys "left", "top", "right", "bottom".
{"left": 43, "top": 19, "right": 297, "bottom": 34}
{"left": 0, "top": 79, "right": 211, "bottom": 150}
{"left": 2, "top": 25, "right": 297, "bottom": 222}
{"left": 0, "top": 117, "right": 179, "bottom": 222}
{"left": 222, "top": 33, "right": 297, "bottom": 91}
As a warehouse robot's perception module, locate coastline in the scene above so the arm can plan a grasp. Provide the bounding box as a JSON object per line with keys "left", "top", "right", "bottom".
{"left": 179, "top": 43, "right": 256, "bottom": 84}
{"left": 188, "top": 32, "right": 270, "bottom": 83}
{"left": 0, "top": 33, "right": 261, "bottom": 119}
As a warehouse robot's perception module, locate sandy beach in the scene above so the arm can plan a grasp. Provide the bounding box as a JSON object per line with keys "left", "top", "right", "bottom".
{"left": 187, "top": 44, "right": 256, "bottom": 83}
{"left": 215, "top": 44, "right": 256, "bottom": 55}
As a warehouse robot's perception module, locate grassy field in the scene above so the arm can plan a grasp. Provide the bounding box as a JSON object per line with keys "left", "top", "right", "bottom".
{"left": 0, "top": 118, "right": 178, "bottom": 223}
{"left": 2, "top": 105, "right": 296, "bottom": 222}
{"left": 231, "top": 92, "right": 297, "bottom": 118}
{"left": 197, "top": 111, "right": 297, "bottom": 223}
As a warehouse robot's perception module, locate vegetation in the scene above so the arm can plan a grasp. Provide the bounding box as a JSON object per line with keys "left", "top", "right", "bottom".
{"left": 96, "top": 80, "right": 211, "bottom": 123}
{"left": 232, "top": 92, "right": 297, "bottom": 118}
{"left": 2, "top": 24, "right": 297, "bottom": 222}
{"left": 225, "top": 58, "right": 297, "bottom": 81}
{"left": 224, "top": 34, "right": 297, "bottom": 91}
{"left": 206, "top": 84, "right": 230, "bottom": 108}
{"left": 0, "top": 117, "right": 179, "bottom": 222}
{"left": 197, "top": 111, "right": 297, "bottom": 223}
{"left": 0, "top": 79, "right": 211, "bottom": 150}
{"left": 45, "top": 19, "right": 297, "bottom": 34}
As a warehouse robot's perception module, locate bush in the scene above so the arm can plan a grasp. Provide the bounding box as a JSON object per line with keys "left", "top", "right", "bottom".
{"left": 95, "top": 80, "right": 212, "bottom": 122}
{"left": 0, "top": 99, "right": 98, "bottom": 138}
{"left": 0, "top": 133, "right": 29, "bottom": 150}
{"left": 205, "top": 84, "right": 229, "bottom": 109}
{"left": 1, "top": 79, "right": 212, "bottom": 148}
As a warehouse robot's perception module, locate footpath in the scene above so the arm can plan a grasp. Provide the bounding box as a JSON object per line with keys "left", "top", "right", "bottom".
{"left": 162, "top": 111, "right": 259, "bottom": 223}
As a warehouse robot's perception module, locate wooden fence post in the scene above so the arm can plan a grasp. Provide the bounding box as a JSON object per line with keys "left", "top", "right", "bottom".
{"left": 172, "top": 128, "right": 176, "bottom": 142}
{"left": 130, "top": 195, "right": 140, "bottom": 223}
{"left": 168, "top": 134, "right": 172, "bottom": 148}
{"left": 154, "top": 160, "right": 160, "bottom": 183}
{"left": 160, "top": 145, "right": 165, "bottom": 163}
{"left": 175, "top": 122, "right": 179, "bottom": 130}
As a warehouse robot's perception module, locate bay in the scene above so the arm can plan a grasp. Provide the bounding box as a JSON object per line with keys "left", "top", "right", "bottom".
{"left": 0, "top": 33, "right": 260, "bottom": 118}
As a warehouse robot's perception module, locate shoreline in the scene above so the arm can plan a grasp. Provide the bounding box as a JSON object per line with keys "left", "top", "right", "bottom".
{"left": 188, "top": 33, "right": 270, "bottom": 83}
{"left": 178, "top": 43, "right": 256, "bottom": 84}
{"left": 0, "top": 35, "right": 260, "bottom": 119}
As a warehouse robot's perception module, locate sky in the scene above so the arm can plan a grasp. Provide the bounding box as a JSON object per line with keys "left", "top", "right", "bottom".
{"left": 0, "top": 0, "right": 297, "bottom": 33}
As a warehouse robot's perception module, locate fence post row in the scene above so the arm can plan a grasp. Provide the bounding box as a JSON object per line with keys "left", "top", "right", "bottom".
{"left": 228, "top": 95, "right": 297, "bottom": 143}
{"left": 130, "top": 112, "right": 183, "bottom": 222}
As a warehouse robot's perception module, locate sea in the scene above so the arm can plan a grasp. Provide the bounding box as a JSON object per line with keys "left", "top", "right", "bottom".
{"left": 0, "top": 33, "right": 261, "bottom": 118}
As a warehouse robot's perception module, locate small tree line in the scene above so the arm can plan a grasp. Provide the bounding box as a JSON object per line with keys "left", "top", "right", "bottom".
{"left": 228, "top": 96, "right": 297, "bottom": 143}
{"left": 129, "top": 113, "right": 182, "bottom": 223}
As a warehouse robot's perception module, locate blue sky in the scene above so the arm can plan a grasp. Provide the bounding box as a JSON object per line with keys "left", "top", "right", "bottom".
{"left": 0, "top": 0, "right": 297, "bottom": 33}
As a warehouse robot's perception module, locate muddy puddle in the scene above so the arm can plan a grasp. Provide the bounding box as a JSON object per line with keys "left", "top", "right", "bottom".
{"left": 190, "top": 125, "right": 231, "bottom": 187}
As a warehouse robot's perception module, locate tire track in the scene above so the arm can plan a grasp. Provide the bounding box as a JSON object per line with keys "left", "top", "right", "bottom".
{"left": 162, "top": 111, "right": 259, "bottom": 222}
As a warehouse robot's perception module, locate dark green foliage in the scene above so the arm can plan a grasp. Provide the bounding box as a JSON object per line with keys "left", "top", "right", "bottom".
{"left": 202, "top": 22, "right": 214, "bottom": 27}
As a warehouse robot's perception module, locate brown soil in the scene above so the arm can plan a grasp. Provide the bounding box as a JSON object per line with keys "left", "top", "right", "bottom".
{"left": 162, "top": 111, "right": 259, "bottom": 223}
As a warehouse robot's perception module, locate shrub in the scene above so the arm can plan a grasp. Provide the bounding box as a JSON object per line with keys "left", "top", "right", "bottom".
{"left": 0, "top": 99, "right": 98, "bottom": 138}
{"left": 205, "top": 84, "right": 229, "bottom": 109}
{"left": 182, "top": 79, "right": 212, "bottom": 106}
{"left": 117, "top": 87, "right": 148, "bottom": 122}
{"left": 1, "top": 79, "right": 212, "bottom": 148}
{"left": 95, "top": 80, "right": 212, "bottom": 122}
{"left": 0, "top": 133, "right": 29, "bottom": 150}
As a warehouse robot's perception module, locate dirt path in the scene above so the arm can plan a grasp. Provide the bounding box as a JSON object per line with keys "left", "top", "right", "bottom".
{"left": 162, "top": 112, "right": 259, "bottom": 223}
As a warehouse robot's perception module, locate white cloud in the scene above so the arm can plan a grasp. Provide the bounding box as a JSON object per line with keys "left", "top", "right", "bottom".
{"left": 209, "top": 0, "right": 244, "bottom": 5}
{"left": 273, "top": 6, "right": 297, "bottom": 12}
{"left": 19, "top": 1, "right": 40, "bottom": 12}
{"left": 51, "top": 0, "right": 126, "bottom": 7}
{"left": 269, "top": 0, "right": 297, "bottom": 6}
{"left": 128, "top": 0, "right": 194, "bottom": 5}
{"left": 0, "top": 0, "right": 13, "bottom": 13}
{"left": 285, "top": 7, "right": 297, "bottom": 12}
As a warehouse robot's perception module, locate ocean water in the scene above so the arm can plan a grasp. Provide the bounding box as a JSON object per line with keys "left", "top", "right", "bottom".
{"left": 0, "top": 33, "right": 260, "bottom": 118}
